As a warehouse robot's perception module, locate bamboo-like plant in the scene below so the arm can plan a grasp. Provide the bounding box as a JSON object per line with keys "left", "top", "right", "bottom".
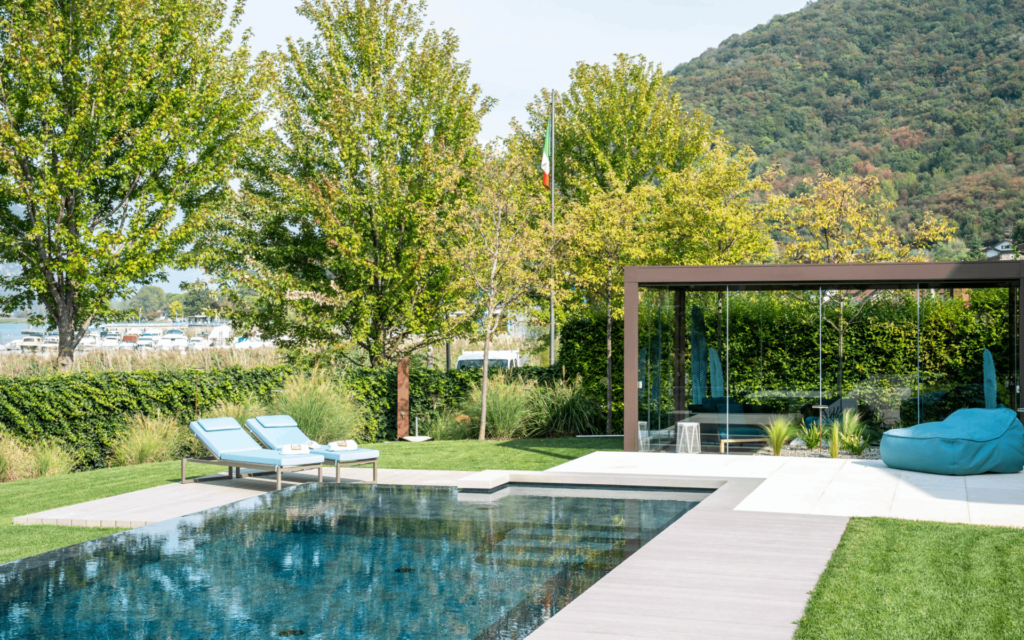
{"left": 761, "top": 416, "right": 795, "bottom": 456}
{"left": 829, "top": 421, "right": 841, "bottom": 458}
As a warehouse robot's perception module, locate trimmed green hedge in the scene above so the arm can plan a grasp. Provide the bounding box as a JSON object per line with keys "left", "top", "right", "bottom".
{"left": 0, "top": 366, "right": 291, "bottom": 469}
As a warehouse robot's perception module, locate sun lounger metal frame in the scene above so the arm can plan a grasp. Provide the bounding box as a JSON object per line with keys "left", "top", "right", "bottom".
{"left": 181, "top": 456, "right": 324, "bottom": 491}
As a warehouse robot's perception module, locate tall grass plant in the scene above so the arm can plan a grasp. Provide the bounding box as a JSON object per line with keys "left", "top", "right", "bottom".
{"left": 112, "top": 412, "right": 182, "bottom": 466}
{"left": 761, "top": 416, "right": 796, "bottom": 456}
{"left": 273, "top": 371, "right": 366, "bottom": 443}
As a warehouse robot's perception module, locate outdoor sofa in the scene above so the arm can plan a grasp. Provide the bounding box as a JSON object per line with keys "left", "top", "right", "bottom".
{"left": 880, "top": 407, "right": 1024, "bottom": 475}
{"left": 246, "top": 414, "right": 379, "bottom": 483}
{"left": 184, "top": 417, "right": 326, "bottom": 490}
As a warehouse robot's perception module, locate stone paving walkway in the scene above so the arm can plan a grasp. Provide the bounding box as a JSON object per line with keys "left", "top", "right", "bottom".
{"left": 549, "top": 451, "right": 1024, "bottom": 527}
{"left": 13, "top": 467, "right": 473, "bottom": 528}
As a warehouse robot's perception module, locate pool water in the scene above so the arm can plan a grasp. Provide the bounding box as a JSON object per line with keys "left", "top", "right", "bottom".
{"left": 0, "top": 483, "right": 706, "bottom": 639}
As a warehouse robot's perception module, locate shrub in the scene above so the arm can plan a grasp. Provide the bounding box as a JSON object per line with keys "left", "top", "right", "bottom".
{"left": 528, "top": 379, "right": 602, "bottom": 437}
{"left": 273, "top": 371, "right": 365, "bottom": 443}
{"left": 29, "top": 441, "right": 78, "bottom": 478}
{"left": 829, "top": 421, "right": 841, "bottom": 459}
{"left": 796, "top": 420, "right": 823, "bottom": 450}
{"left": 0, "top": 434, "right": 31, "bottom": 482}
{"left": 463, "top": 377, "right": 536, "bottom": 440}
{"left": 0, "top": 365, "right": 290, "bottom": 468}
{"left": 839, "top": 409, "right": 871, "bottom": 456}
{"left": 761, "top": 415, "right": 796, "bottom": 456}
{"left": 112, "top": 412, "right": 182, "bottom": 466}
{"left": 419, "top": 411, "right": 476, "bottom": 441}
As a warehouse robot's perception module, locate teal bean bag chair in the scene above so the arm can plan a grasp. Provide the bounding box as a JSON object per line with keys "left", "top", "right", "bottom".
{"left": 881, "top": 407, "right": 1024, "bottom": 476}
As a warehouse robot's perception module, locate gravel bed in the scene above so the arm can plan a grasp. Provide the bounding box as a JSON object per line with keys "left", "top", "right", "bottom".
{"left": 753, "top": 443, "right": 881, "bottom": 460}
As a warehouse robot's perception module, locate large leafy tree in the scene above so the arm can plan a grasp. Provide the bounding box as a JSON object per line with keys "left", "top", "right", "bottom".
{"left": 202, "top": 0, "right": 491, "bottom": 366}
{"left": 514, "top": 54, "right": 715, "bottom": 425}
{"left": 0, "top": 0, "right": 261, "bottom": 365}
{"left": 515, "top": 53, "right": 713, "bottom": 203}
{"left": 564, "top": 183, "right": 658, "bottom": 434}
{"left": 779, "top": 173, "right": 956, "bottom": 396}
{"left": 435, "top": 143, "right": 562, "bottom": 440}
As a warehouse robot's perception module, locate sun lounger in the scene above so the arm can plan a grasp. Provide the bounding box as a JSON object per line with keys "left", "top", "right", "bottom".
{"left": 183, "top": 417, "right": 326, "bottom": 490}
{"left": 245, "top": 415, "right": 379, "bottom": 483}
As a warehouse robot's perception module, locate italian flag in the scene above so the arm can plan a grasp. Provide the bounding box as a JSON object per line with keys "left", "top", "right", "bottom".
{"left": 541, "top": 113, "right": 552, "bottom": 190}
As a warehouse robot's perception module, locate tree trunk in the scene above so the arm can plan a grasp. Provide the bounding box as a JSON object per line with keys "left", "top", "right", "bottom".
{"left": 478, "top": 330, "right": 491, "bottom": 440}
{"left": 606, "top": 294, "right": 613, "bottom": 435}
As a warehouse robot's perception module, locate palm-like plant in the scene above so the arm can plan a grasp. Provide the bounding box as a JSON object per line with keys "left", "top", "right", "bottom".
{"left": 761, "top": 416, "right": 795, "bottom": 456}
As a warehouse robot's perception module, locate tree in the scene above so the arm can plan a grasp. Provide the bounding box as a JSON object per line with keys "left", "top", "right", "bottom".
{"left": 778, "top": 174, "right": 956, "bottom": 396}
{"left": 200, "top": 0, "right": 491, "bottom": 366}
{"left": 516, "top": 54, "right": 713, "bottom": 204}
{"left": 168, "top": 300, "right": 184, "bottom": 320}
{"left": 436, "top": 144, "right": 561, "bottom": 440}
{"left": 130, "top": 286, "right": 167, "bottom": 317}
{"left": 0, "top": 0, "right": 261, "bottom": 365}
{"left": 182, "top": 287, "right": 213, "bottom": 316}
{"left": 564, "top": 183, "right": 657, "bottom": 434}
{"left": 649, "top": 137, "right": 781, "bottom": 352}
{"left": 513, "top": 54, "right": 715, "bottom": 423}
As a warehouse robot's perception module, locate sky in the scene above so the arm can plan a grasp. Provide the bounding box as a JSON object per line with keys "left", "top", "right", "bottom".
{"left": 162, "top": 0, "right": 808, "bottom": 292}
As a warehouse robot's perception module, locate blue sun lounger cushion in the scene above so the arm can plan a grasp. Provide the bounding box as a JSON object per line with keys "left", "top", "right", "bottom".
{"left": 881, "top": 407, "right": 1024, "bottom": 476}
{"left": 246, "top": 415, "right": 380, "bottom": 463}
{"left": 189, "top": 417, "right": 325, "bottom": 467}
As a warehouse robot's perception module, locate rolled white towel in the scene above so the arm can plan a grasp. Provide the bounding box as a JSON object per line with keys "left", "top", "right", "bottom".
{"left": 305, "top": 440, "right": 321, "bottom": 449}
{"left": 278, "top": 443, "right": 310, "bottom": 455}
{"left": 327, "top": 440, "right": 358, "bottom": 452}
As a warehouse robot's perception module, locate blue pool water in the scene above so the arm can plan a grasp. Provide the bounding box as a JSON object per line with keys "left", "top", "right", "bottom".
{"left": 0, "top": 483, "right": 706, "bottom": 639}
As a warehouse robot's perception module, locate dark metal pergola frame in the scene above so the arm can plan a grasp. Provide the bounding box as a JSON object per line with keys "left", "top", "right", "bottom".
{"left": 623, "top": 261, "right": 1024, "bottom": 452}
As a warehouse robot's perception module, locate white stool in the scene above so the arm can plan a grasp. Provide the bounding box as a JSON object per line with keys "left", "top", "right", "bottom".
{"left": 676, "top": 421, "right": 700, "bottom": 454}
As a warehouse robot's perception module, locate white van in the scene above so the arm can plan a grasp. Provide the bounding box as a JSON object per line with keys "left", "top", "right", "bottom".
{"left": 455, "top": 350, "right": 524, "bottom": 370}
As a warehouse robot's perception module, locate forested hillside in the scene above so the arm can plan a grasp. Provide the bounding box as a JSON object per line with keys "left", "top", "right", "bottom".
{"left": 668, "top": 0, "right": 1024, "bottom": 252}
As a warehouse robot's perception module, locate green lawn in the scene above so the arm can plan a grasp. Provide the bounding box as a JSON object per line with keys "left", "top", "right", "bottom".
{"left": 0, "top": 437, "right": 621, "bottom": 564}
{"left": 796, "top": 517, "right": 1024, "bottom": 640}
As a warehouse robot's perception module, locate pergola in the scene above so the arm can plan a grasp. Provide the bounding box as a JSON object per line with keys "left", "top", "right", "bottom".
{"left": 622, "top": 261, "right": 1024, "bottom": 452}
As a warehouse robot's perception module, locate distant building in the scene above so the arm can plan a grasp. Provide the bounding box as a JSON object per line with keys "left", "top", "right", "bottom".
{"left": 984, "top": 240, "right": 1021, "bottom": 260}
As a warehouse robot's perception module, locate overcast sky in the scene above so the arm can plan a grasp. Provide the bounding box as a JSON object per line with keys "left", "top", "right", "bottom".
{"left": 165, "top": 0, "right": 807, "bottom": 292}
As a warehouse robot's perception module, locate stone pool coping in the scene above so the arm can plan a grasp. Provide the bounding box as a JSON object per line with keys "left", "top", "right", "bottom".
{"left": 454, "top": 466, "right": 848, "bottom": 640}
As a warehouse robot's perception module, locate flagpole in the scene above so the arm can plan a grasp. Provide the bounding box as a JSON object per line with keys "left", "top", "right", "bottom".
{"left": 549, "top": 91, "right": 556, "bottom": 367}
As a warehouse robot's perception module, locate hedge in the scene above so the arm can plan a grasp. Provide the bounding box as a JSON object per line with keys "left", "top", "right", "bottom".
{"left": 0, "top": 366, "right": 291, "bottom": 469}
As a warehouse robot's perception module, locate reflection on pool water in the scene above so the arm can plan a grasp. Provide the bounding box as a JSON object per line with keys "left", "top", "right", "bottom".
{"left": 0, "top": 483, "right": 707, "bottom": 639}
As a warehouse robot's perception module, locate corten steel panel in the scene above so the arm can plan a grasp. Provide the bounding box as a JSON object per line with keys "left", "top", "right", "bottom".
{"left": 624, "top": 282, "right": 639, "bottom": 452}
{"left": 625, "top": 261, "right": 1024, "bottom": 288}
{"left": 396, "top": 357, "right": 410, "bottom": 439}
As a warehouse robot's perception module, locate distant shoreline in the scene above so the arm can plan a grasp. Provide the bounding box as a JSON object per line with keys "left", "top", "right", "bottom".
{"left": 0, "top": 318, "right": 26, "bottom": 324}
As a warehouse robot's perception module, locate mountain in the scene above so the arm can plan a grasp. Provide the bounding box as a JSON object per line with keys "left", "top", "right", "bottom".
{"left": 667, "top": 0, "right": 1024, "bottom": 251}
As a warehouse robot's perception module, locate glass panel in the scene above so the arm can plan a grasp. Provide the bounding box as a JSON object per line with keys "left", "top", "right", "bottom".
{"left": 917, "top": 285, "right": 1018, "bottom": 424}
{"left": 638, "top": 289, "right": 677, "bottom": 451}
{"left": 817, "top": 286, "right": 918, "bottom": 454}
{"left": 724, "top": 288, "right": 824, "bottom": 455}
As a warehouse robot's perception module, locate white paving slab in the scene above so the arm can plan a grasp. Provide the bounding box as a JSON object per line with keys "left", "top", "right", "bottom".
{"left": 546, "top": 451, "right": 1024, "bottom": 527}
{"left": 13, "top": 467, "right": 474, "bottom": 528}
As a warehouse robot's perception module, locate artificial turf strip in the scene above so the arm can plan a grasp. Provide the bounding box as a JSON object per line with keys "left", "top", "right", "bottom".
{"left": 795, "top": 517, "right": 1024, "bottom": 640}
{"left": 0, "top": 437, "right": 622, "bottom": 564}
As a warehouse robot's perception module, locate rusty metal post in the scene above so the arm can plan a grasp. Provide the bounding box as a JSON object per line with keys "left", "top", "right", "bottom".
{"left": 624, "top": 281, "right": 639, "bottom": 452}
{"left": 397, "top": 357, "right": 410, "bottom": 439}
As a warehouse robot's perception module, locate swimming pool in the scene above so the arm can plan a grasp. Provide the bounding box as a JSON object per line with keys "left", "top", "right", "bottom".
{"left": 0, "top": 482, "right": 707, "bottom": 639}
